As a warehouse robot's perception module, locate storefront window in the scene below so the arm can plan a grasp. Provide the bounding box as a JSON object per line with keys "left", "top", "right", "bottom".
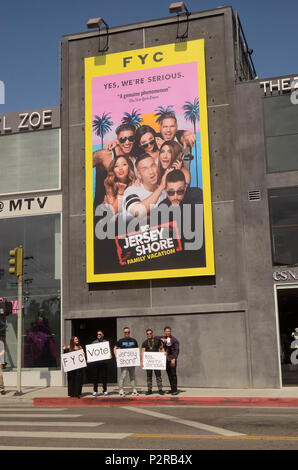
{"left": 264, "top": 95, "right": 298, "bottom": 173}
{"left": 0, "top": 129, "right": 60, "bottom": 195}
{"left": 269, "top": 187, "right": 298, "bottom": 266}
{"left": 0, "top": 214, "right": 61, "bottom": 369}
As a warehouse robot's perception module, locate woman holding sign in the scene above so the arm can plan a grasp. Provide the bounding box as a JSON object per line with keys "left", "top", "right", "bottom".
{"left": 62, "top": 336, "right": 85, "bottom": 398}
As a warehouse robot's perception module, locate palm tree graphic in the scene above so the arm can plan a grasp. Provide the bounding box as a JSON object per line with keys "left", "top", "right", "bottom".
{"left": 183, "top": 98, "right": 200, "bottom": 187}
{"left": 121, "top": 109, "right": 143, "bottom": 128}
{"left": 154, "top": 105, "right": 175, "bottom": 124}
{"left": 92, "top": 112, "right": 114, "bottom": 148}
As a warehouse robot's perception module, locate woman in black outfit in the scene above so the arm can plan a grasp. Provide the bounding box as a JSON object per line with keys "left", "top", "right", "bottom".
{"left": 62, "top": 336, "right": 84, "bottom": 398}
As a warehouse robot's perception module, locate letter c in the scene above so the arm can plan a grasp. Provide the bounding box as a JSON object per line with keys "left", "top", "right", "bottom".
{"left": 153, "top": 52, "right": 163, "bottom": 62}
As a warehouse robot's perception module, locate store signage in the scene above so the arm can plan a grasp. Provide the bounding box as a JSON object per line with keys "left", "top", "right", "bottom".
{"left": 0, "top": 194, "right": 62, "bottom": 218}
{"left": 273, "top": 270, "right": 298, "bottom": 281}
{"left": 0, "top": 108, "right": 58, "bottom": 134}
{"left": 260, "top": 77, "right": 298, "bottom": 96}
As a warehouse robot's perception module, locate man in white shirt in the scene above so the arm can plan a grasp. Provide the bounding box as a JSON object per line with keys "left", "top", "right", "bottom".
{"left": 122, "top": 154, "right": 168, "bottom": 222}
{"left": 0, "top": 336, "right": 6, "bottom": 395}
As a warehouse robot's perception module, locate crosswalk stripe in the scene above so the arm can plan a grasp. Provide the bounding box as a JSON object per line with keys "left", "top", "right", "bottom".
{"left": 0, "top": 421, "right": 103, "bottom": 427}
{"left": 0, "top": 408, "right": 66, "bottom": 412}
{"left": 0, "top": 413, "right": 81, "bottom": 418}
{"left": 122, "top": 406, "right": 245, "bottom": 437}
{"left": 0, "top": 431, "right": 131, "bottom": 439}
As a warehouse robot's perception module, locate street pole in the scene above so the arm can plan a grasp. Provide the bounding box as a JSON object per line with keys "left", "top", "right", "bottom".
{"left": 14, "top": 275, "right": 23, "bottom": 396}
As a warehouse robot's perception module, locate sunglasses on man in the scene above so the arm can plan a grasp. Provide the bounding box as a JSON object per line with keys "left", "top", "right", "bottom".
{"left": 119, "top": 136, "right": 135, "bottom": 143}
{"left": 167, "top": 188, "right": 185, "bottom": 196}
{"left": 141, "top": 139, "right": 155, "bottom": 149}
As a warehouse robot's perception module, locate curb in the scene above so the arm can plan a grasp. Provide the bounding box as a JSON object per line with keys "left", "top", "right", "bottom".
{"left": 33, "top": 396, "right": 298, "bottom": 407}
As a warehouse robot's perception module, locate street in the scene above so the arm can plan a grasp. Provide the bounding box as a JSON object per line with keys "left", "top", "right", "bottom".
{"left": 1, "top": 403, "right": 298, "bottom": 452}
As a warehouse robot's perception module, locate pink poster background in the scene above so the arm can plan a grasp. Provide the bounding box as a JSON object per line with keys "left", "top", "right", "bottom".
{"left": 92, "top": 61, "right": 200, "bottom": 146}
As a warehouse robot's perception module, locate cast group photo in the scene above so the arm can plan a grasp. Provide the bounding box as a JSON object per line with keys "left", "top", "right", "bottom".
{"left": 61, "top": 326, "right": 180, "bottom": 399}
{"left": 91, "top": 106, "right": 206, "bottom": 273}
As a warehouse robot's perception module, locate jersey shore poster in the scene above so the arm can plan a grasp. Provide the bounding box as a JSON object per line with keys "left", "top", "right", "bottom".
{"left": 85, "top": 39, "right": 214, "bottom": 283}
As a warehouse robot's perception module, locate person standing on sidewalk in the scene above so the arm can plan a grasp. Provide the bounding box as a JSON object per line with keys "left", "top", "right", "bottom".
{"left": 141, "top": 328, "right": 165, "bottom": 395}
{"left": 62, "top": 336, "right": 84, "bottom": 398}
{"left": 0, "top": 336, "right": 6, "bottom": 395}
{"left": 114, "top": 327, "right": 139, "bottom": 397}
{"left": 160, "top": 326, "right": 180, "bottom": 395}
{"left": 91, "top": 329, "right": 111, "bottom": 397}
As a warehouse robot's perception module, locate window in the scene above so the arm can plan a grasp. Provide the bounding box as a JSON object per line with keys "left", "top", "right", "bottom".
{"left": 0, "top": 129, "right": 60, "bottom": 195}
{"left": 264, "top": 95, "right": 298, "bottom": 173}
{"left": 0, "top": 214, "right": 61, "bottom": 369}
{"left": 269, "top": 187, "right": 298, "bottom": 266}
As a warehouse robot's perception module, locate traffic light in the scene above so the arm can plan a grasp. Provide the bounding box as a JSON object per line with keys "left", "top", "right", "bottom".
{"left": 9, "top": 246, "right": 23, "bottom": 280}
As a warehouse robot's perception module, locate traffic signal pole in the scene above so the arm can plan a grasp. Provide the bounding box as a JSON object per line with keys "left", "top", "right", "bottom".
{"left": 15, "top": 274, "right": 23, "bottom": 396}
{"left": 9, "top": 246, "right": 24, "bottom": 396}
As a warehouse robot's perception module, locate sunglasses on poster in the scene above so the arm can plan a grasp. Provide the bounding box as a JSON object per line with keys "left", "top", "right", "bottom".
{"left": 141, "top": 139, "right": 155, "bottom": 149}
{"left": 167, "top": 188, "right": 185, "bottom": 196}
{"left": 119, "top": 136, "right": 135, "bottom": 143}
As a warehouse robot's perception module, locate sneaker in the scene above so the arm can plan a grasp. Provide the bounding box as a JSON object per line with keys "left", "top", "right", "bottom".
{"left": 119, "top": 390, "right": 125, "bottom": 397}
{"left": 158, "top": 390, "right": 164, "bottom": 395}
{"left": 103, "top": 391, "right": 108, "bottom": 396}
{"left": 92, "top": 392, "right": 98, "bottom": 397}
{"left": 171, "top": 391, "right": 179, "bottom": 395}
{"left": 132, "top": 391, "right": 139, "bottom": 397}
{"left": 0, "top": 390, "right": 5, "bottom": 395}
{"left": 145, "top": 390, "right": 152, "bottom": 395}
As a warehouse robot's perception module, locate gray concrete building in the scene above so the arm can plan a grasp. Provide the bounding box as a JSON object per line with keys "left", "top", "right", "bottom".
{"left": 1, "top": 6, "right": 298, "bottom": 389}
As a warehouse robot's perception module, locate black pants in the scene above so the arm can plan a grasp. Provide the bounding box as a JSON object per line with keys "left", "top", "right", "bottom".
{"left": 166, "top": 360, "right": 177, "bottom": 393}
{"left": 67, "top": 369, "right": 83, "bottom": 398}
{"left": 93, "top": 363, "right": 108, "bottom": 393}
{"left": 146, "top": 369, "right": 163, "bottom": 391}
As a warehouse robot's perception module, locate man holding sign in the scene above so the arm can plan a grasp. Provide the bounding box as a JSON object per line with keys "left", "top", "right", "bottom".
{"left": 88, "top": 330, "right": 112, "bottom": 397}
{"left": 141, "top": 329, "right": 165, "bottom": 395}
{"left": 114, "top": 327, "right": 139, "bottom": 397}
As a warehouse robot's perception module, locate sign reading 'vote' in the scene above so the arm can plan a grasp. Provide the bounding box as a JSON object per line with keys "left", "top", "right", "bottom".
{"left": 86, "top": 341, "right": 111, "bottom": 363}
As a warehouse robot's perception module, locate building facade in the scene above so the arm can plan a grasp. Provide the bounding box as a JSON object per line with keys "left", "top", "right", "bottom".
{"left": 1, "top": 6, "right": 298, "bottom": 388}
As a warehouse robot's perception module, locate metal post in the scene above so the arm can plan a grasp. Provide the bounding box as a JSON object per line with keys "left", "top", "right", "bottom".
{"left": 14, "top": 251, "right": 23, "bottom": 396}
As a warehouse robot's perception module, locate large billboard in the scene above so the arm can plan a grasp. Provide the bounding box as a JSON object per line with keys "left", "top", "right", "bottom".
{"left": 85, "top": 39, "right": 214, "bottom": 282}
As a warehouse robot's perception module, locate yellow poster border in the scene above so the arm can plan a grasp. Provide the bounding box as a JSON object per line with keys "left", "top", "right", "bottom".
{"left": 85, "top": 39, "right": 214, "bottom": 283}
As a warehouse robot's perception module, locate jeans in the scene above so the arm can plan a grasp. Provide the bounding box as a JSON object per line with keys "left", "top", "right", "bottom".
{"left": 146, "top": 369, "right": 163, "bottom": 391}
{"left": 119, "top": 366, "right": 136, "bottom": 391}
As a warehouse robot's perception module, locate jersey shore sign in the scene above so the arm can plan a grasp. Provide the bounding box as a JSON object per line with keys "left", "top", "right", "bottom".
{"left": 116, "top": 348, "right": 140, "bottom": 368}
{"left": 85, "top": 39, "right": 214, "bottom": 282}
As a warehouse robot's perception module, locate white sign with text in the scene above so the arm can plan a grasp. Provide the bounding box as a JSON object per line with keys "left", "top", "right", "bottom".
{"left": 61, "top": 349, "right": 87, "bottom": 372}
{"left": 86, "top": 341, "right": 111, "bottom": 363}
{"left": 143, "top": 352, "right": 166, "bottom": 370}
{"left": 116, "top": 348, "right": 140, "bottom": 368}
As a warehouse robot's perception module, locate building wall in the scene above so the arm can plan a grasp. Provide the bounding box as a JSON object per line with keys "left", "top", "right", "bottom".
{"left": 61, "top": 8, "right": 281, "bottom": 387}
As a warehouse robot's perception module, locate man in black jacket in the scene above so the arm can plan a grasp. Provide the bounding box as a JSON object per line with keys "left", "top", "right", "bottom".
{"left": 159, "top": 326, "right": 180, "bottom": 395}
{"left": 91, "top": 330, "right": 111, "bottom": 397}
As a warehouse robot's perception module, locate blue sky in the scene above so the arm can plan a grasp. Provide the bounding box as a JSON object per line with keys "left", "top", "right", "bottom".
{"left": 0, "top": 0, "right": 297, "bottom": 113}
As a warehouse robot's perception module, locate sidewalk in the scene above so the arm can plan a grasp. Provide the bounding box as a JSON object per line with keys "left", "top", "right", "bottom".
{"left": 2, "top": 385, "right": 298, "bottom": 407}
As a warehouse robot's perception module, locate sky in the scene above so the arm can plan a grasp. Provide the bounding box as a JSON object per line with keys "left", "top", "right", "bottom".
{"left": 0, "top": 0, "right": 297, "bottom": 114}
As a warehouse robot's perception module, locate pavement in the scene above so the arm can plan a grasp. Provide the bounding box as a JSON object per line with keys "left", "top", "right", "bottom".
{"left": 2, "top": 385, "right": 298, "bottom": 407}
